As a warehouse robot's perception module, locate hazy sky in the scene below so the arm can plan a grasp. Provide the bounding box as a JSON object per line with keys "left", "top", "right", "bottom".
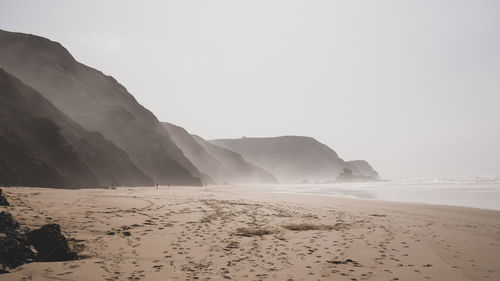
{"left": 1, "top": 0, "right": 499, "bottom": 178}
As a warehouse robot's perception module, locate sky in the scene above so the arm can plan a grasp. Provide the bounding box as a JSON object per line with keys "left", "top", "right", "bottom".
{"left": 1, "top": 0, "right": 499, "bottom": 179}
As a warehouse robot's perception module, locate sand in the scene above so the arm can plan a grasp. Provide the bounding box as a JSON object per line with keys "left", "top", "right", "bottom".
{"left": 0, "top": 185, "right": 499, "bottom": 281}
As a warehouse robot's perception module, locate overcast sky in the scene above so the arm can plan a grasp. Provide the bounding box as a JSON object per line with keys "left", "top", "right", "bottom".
{"left": 1, "top": 0, "right": 499, "bottom": 178}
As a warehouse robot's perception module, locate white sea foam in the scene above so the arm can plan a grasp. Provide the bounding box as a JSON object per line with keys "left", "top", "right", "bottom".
{"left": 270, "top": 177, "right": 500, "bottom": 211}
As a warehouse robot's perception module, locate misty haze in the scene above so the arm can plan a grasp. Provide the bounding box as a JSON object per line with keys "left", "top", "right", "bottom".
{"left": 0, "top": 1, "right": 499, "bottom": 281}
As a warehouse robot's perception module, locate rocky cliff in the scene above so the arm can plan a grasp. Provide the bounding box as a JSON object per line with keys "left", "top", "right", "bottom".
{"left": 0, "top": 29, "right": 201, "bottom": 186}
{"left": 0, "top": 68, "right": 153, "bottom": 188}
{"left": 211, "top": 136, "right": 379, "bottom": 183}
{"left": 163, "top": 123, "right": 277, "bottom": 184}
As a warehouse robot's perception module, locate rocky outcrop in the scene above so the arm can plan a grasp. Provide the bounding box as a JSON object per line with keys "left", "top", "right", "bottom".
{"left": 0, "top": 190, "right": 9, "bottom": 206}
{"left": 344, "top": 160, "right": 379, "bottom": 179}
{"left": 0, "top": 29, "right": 201, "bottom": 186}
{"left": 0, "top": 211, "right": 35, "bottom": 273}
{"left": 0, "top": 211, "right": 76, "bottom": 273}
{"left": 211, "top": 136, "right": 380, "bottom": 183}
{"left": 336, "top": 168, "right": 379, "bottom": 182}
{"left": 28, "top": 224, "right": 77, "bottom": 262}
{"left": 0, "top": 231, "right": 36, "bottom": 273}
{"left": 0, "top": 211, "right": 19, "bottom": 231}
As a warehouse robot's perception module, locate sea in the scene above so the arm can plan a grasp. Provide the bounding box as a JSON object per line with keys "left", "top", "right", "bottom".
{"left": 271, "top": 177, "right": 500, "bottom": 211}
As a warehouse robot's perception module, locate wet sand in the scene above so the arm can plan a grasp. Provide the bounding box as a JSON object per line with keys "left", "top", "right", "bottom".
{"left": 0, "top": 185, "right": 499, "bottom": 281}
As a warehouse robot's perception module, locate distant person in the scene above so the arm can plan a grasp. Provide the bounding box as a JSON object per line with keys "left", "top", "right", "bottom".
{"left": 155, "top": 183, "right": 158, "bottom": 189}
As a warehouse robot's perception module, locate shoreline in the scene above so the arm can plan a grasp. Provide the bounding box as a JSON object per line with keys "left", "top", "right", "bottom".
{"left": 1, "top": 185, "right": 499, "bottom": 281}
{"left": 260, "top": 182, "right": 500, "bottom": 211}
{"left": 273, "top": 189, "right": 500, "bottom": 212}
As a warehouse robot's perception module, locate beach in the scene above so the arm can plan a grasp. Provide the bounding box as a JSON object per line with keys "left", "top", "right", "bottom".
{"left": 0, "top": 185, "right": 499, "bottom": 281}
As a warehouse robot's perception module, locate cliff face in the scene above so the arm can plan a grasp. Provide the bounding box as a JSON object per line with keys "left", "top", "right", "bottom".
{"left": 163, "top": 123, "right": 277, "bottom": 184}
{"left": 161, "top": 123, "right": 217, "bottom": 185}
{"left": 344, "top": 160, "right": 379, "bottom": 179}
{"left": 0, "top": 69, "right": 153, "bottom": 188}
{"left": 211, "top": 136, "right": 379, "bottom": 183}
{"left": 0, "top": 29, "right": 201, "bottom": 186}
{"left": 193, "top": 135, "right": 278, "bottom": 184}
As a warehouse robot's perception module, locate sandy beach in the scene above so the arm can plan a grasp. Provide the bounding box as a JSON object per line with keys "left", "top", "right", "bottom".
{"left": 0, "top": 185, "right": 499, "bottom": 281}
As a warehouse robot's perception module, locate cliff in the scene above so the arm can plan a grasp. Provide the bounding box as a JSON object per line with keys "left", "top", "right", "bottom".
{"left": 211, "top": 136, "right": 379, "bottom": 183}
{"left": 163, "top": 123, "right": 277, "bottom": 184}
{"left": 0, "top": 29, "right": 201, "bottom": 186}
{"left": 0, "top": 68, "right": 152, "bottom": 188}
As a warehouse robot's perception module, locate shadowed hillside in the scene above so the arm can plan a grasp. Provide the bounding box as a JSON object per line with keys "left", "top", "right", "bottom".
{"left": 0, "top": 68, "right": 153, "bottom": 188}
{"left": 0, "top": 29, "right": 201, "bottom": 186}
{"left": 211, "top": 136, "right": 379, "bottom": 183}
{"left": 163, "top": 122, "right": 277, "bottom": 184}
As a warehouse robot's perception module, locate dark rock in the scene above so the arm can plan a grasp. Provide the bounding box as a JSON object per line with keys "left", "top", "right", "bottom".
{"left": 28, "top": 224, "right": 77, "bottom": 262}
{"left": 0, "top": 189, "right": 9, "bottom": 206}
{"left": 0, "top": 212, "right": 35, "bottom": 273}
{"left": 0, "top": 231, "right": 36, "bottom": 271}
{"left": 0, "top": 211, "right": 19, "bottom": 232}
{"left": 0, "top": 213, "right": 77, "bottom": 273}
